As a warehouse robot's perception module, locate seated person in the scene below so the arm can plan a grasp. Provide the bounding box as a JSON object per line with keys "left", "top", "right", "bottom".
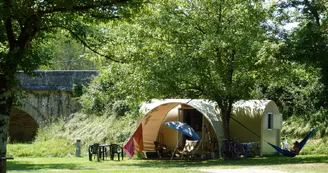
{"left": 290, "top": 141, "right": 300, "bottom": 154}
{"left": 154, "top": 141, "right": 166, "bottom": 158}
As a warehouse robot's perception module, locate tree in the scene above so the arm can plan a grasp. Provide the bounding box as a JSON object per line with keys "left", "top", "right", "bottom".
{"left": 274, "top": 0, "right": 328, "bottom": 107}
{"left": 38, "top": 30, "right": 102, "bottom": 70}
{"left": 100, "top": 0, "right": 267, "bottom": 140}
{"left": 0, "top": 0, "right": 141, "bottom": 171}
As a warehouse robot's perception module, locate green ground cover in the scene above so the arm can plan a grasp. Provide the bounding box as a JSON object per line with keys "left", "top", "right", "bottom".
{"left": 6, "top": 155, "right": 328, "bottom": 173}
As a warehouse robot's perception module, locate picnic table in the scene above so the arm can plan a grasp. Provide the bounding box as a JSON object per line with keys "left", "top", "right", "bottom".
{"left": 89, "top": 143, "right": 124, "bottom": 161}
{"left": 89, "top": 143, "right": 110, "bottom": 161}
{"left": 99, "top": 144, "right": 110, "bottom": 160}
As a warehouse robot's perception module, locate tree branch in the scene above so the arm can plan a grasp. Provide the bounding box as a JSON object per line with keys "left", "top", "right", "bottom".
{"left": 181, "top": 11, "right": 206, "bottom": 35}
{"left": 3, "top": 0, "right": 17, "bottom": 51}
{"left": 18, "top": 14, "right": 40, "bottom": 50}
{"left": 37, "top": 0, "right": 131, "bottom": 15}
{"left": 41, "top": 25, "right": 124, "bottom": 63}
{"left": 304, "top": 0, "right": 321, "bottom": 26}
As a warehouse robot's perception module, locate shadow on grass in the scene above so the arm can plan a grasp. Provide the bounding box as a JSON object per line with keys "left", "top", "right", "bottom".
{"left": 118, "top": 155, "right": 328, "bottom": 168}
{"left": 7, "top": 161, "right": 81, "bottom": 171}
{"left": 6, "top": 155, "right": 328, "bottom": 170}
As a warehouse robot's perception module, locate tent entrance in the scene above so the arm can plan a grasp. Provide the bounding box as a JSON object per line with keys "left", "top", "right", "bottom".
{"left": 178, "top": 107, "right": 203, "bottom": 147}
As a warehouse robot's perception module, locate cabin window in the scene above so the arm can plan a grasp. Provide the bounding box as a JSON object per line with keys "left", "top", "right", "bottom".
{"left": 268, "top": 112, "right": 273, "bottom": 130}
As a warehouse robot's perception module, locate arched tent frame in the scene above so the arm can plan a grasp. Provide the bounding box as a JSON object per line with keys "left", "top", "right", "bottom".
{"left": 138, "top": 99, "right": 224, "bottom": 155}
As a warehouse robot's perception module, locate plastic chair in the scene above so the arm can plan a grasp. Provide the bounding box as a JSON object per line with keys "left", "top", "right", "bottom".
{"left": 88, "top": 143, "right": 100, "bottom": 161}
{"left": 110, "top": 144, "right": 124, "bottom": 161}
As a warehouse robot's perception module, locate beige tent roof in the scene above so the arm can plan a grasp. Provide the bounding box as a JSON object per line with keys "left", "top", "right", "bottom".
{"left": 139, "top": 99, "right": 224, "bottom": 151}
{"left": 232, "top": 100, "right": 277, "bottom": 118}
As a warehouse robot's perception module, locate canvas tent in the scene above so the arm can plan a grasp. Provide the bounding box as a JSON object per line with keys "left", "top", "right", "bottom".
{"left": 230, "top": 100, "right": 282, "bottom": 156}
{"left": 124, "top": 99, "right": 282, "bottom": 158}
{"left": 123, "top": 99, "right": 224, "bottom": 158}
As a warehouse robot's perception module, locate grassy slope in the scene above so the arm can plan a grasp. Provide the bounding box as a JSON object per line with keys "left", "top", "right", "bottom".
{"left": 7, "top": 113, "right": 138, "bottom": 157}
{"left": 281, "top": 117, "right": 328, "bottom": 155}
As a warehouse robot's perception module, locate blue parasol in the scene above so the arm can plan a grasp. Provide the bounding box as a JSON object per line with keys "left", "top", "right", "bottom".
{"left": 165, "top": 121, "right": 200, "bottom": 140}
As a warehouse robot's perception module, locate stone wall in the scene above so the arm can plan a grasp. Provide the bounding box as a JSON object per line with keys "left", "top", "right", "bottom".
{"left": 18, "top": 90, "right": 81, "bottom": 125}
{"left": 16, "top": 70, "right": 99, "bottom": 91}
{"left": 10, "top": 70, "right": 99, "bottom": 142}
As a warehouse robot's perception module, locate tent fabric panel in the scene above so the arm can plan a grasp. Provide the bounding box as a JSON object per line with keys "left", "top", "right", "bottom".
{"left": 229, "top": 115, "right": 262, "bottom": 143}
{"left": 142, "top": 103, "right": 180, "bottom": 151}
{"left": 161, "top": 107, "right": 179, "bottom": 150}
{"left": 186, "top": 100, "right": 224, "bottom": 146}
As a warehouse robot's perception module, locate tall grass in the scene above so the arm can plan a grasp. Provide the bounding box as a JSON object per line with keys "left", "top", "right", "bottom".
{"left": 281, "top": 112, "right": 328, "bottom": 155}
{"left": 7, "top": 138, "right": 75, "bottom": 157}
{"left": 7, "top": 112, "right": 138, "bottom": 157}
{"left": 35, "top": 113, "right": 137, "bottom": 145}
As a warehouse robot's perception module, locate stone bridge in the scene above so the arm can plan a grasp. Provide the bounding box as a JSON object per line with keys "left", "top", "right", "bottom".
{"left": 10, "top": 70, "right": 98, "bottom": 143}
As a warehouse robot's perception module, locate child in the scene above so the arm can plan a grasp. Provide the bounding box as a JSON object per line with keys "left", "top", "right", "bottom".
{"left": 281, "top": 138, "right": 289, "bottom": 150}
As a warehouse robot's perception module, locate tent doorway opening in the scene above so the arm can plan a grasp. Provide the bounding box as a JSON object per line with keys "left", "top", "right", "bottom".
{"left": 178, "top": 107, "right": 203, "bottom": 146}
{"left": 157, "top": 104, "right": 220, "bottom": 156}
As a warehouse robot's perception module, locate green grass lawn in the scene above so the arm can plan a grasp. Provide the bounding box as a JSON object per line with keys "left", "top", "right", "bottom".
{"left": 6, "top": 155, "right": 328, "bottom": 173}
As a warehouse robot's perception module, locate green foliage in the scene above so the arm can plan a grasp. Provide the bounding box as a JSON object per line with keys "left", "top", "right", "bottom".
{"left": 79, "top": 64, "right": 146, "bottom": 116}
{"left": 100, "top": 0, "right": 267, "bottom": 99}
{"left": 112, "top": 100, "right": 130, "bottom": 117}
{"left": 0, "top": 0, "right": 143, "bottom": 157}
{"left": 137, "top": 0, "right": 266, "bottom": 103}
{"left": 94, "top": 0, "right": 269, "bottom": 139}
{"left": 73, "top": 84, "right": 84, "bottom": 97}
{"left": 271, "top": 0, "right": 328, "bottom": 108}
{"left": 38, "top": 31, "right": 102, "bottom": 70}
{"left": 252, "top": 59, "right": 323, "bottom": 119}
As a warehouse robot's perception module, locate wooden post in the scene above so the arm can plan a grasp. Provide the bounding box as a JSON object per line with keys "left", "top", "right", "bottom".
{"left": 0, "top": 157, "right": 13, "bottom": 173}
{"left": 0, "top": 157, "right": 6, "bottom": 173}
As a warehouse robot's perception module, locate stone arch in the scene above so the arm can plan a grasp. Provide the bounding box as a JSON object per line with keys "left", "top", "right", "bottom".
{"left": 18, "top": 97, "right": 46, "bottom": 126}
{"left": 9, "top": 108, "right": 39, "bottom": 143}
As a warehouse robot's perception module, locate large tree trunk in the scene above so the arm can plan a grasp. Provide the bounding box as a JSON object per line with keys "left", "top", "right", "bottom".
{"left": 216, "top": 98, "right": 234, "bottom": 140}
{"left": 0, "top": 74, "right": 13, "bottom": 173}
{"left": 220, "top": 106, "right": 231, "bottom": 140}
{"left": 1, "top": 3, "right": 39, "bottom": 171}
